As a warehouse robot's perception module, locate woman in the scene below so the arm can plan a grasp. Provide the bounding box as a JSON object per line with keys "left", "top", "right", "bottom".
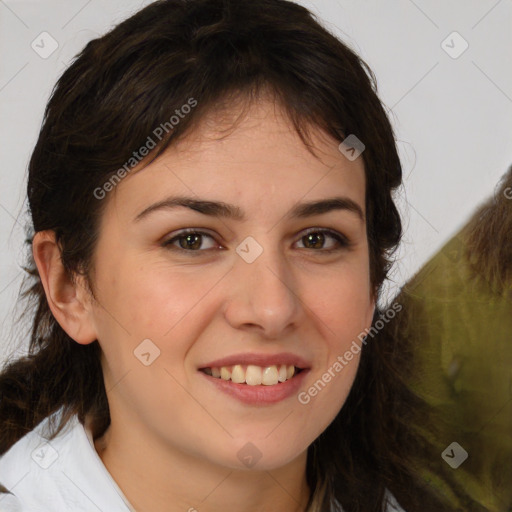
{"left": 0, "top": 0, "right": 475, "bottom": 510}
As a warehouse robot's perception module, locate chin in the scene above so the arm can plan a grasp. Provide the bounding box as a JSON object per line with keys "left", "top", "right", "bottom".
{"left": 213, "top": 442, "right": 308, "bottom": 472}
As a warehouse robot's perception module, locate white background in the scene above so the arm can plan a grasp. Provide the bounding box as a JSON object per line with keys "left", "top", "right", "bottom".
{"left": 1, "top": 0, "right": 511, "bottom": 363}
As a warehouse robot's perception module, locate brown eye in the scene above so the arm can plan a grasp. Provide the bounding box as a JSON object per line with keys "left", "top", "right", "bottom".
{"left": 162, "top": 230, "right": 217, "bottom": 252}
{"left": 302, "top": 232, "right": 325, "bottom": 249}
{"left": 295, "top": 229, "right": 350, "bottom": 252}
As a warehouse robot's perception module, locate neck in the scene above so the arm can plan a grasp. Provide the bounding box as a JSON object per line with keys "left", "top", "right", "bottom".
{"left": 92, "top": 414, "right": 312, "bottom": 512}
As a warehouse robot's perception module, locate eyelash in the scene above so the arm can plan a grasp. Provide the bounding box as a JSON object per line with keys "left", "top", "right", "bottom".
{"left": 161, "top": 228, "right": 352, "bottom": 255}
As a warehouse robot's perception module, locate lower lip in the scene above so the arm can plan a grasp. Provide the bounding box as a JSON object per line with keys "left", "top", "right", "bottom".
{"left": 199, "top": 369, "right": 310, "bottom": 405}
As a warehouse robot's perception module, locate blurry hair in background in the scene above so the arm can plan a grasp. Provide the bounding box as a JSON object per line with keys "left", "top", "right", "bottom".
{"left": 385, "top": 164, "right": 512, "bottom": 512}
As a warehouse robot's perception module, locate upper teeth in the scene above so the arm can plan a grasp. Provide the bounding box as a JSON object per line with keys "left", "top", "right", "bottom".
{"left": 202, "top": 364, "right": 296, "bottom": 386}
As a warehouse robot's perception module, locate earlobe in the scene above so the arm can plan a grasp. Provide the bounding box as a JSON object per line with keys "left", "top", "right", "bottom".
{"left": 32, "top": 231, "right": 97, "bottom": 345}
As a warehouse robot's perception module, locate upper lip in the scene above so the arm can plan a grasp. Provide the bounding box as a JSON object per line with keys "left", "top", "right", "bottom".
{"left": 199, "top": 352, "right": 311, "bottom": 370}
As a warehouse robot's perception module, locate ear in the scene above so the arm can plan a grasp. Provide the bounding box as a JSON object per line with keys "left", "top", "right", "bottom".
{"left": 32, "top": 230, "right": 97, "bottom": 345}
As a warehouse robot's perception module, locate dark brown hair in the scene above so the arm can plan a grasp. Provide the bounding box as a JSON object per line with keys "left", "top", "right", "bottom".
{"left": 0, "top": 1, "right": 478, "bottom": 510}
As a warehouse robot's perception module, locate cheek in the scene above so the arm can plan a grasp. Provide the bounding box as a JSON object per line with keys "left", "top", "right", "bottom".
{"left": 129, "top": 269, "right": 227, "bottom": 336}
{"left": 296, "top": 348, "right": 360, "bottom": 446}
{"left": 311, "top": 264, "right": 373, "bottom": 344}
{"left": 301, "top": 261, "right": 371, "bottom": 410}
{"left": 97, "top": 259, "right": 222, "bottom": 336}
{"left": 91, "top": 262, "right": 215, "bottom": 419}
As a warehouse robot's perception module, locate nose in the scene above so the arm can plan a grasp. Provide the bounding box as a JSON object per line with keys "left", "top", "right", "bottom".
{"left": 223, "top": 241, "right": 301, "bottom": 339}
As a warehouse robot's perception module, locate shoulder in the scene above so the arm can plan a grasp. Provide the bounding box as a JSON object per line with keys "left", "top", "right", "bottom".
{"left": 0, "top": 409, "right": 132, "bottom": 512}
{"left": 0, "top": 410, "right": 80, "bottom": 511}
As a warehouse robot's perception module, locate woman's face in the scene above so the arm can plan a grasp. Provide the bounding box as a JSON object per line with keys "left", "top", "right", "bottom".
{"left": 85, "top": 99, "right": 374, "bottom": 471}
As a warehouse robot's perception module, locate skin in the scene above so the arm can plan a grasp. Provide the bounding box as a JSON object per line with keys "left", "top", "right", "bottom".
{"left": 33, "top": 97, "right": 375, "bottom": 512}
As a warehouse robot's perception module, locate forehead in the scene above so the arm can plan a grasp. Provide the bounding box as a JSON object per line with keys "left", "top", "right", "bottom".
{"left": 105, "top": 99, "right": 366, "bottom": 222}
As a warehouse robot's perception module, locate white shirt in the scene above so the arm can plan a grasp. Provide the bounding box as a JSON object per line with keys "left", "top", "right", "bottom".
{"left": 0, "top": 410, "right": 405, "bottom": 512}
{"left": 0, "top": 411, "right": 134, "bottom": 512}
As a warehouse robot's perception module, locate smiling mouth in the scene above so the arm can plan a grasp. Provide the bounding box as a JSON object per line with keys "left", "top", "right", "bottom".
{"left": 199, "top": 364, "right": 304, "bottom": 386}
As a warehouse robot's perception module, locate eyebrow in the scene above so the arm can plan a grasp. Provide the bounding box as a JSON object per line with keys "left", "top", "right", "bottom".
{"left": 134, "top": 195, "right": 365, "bottom": 223}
